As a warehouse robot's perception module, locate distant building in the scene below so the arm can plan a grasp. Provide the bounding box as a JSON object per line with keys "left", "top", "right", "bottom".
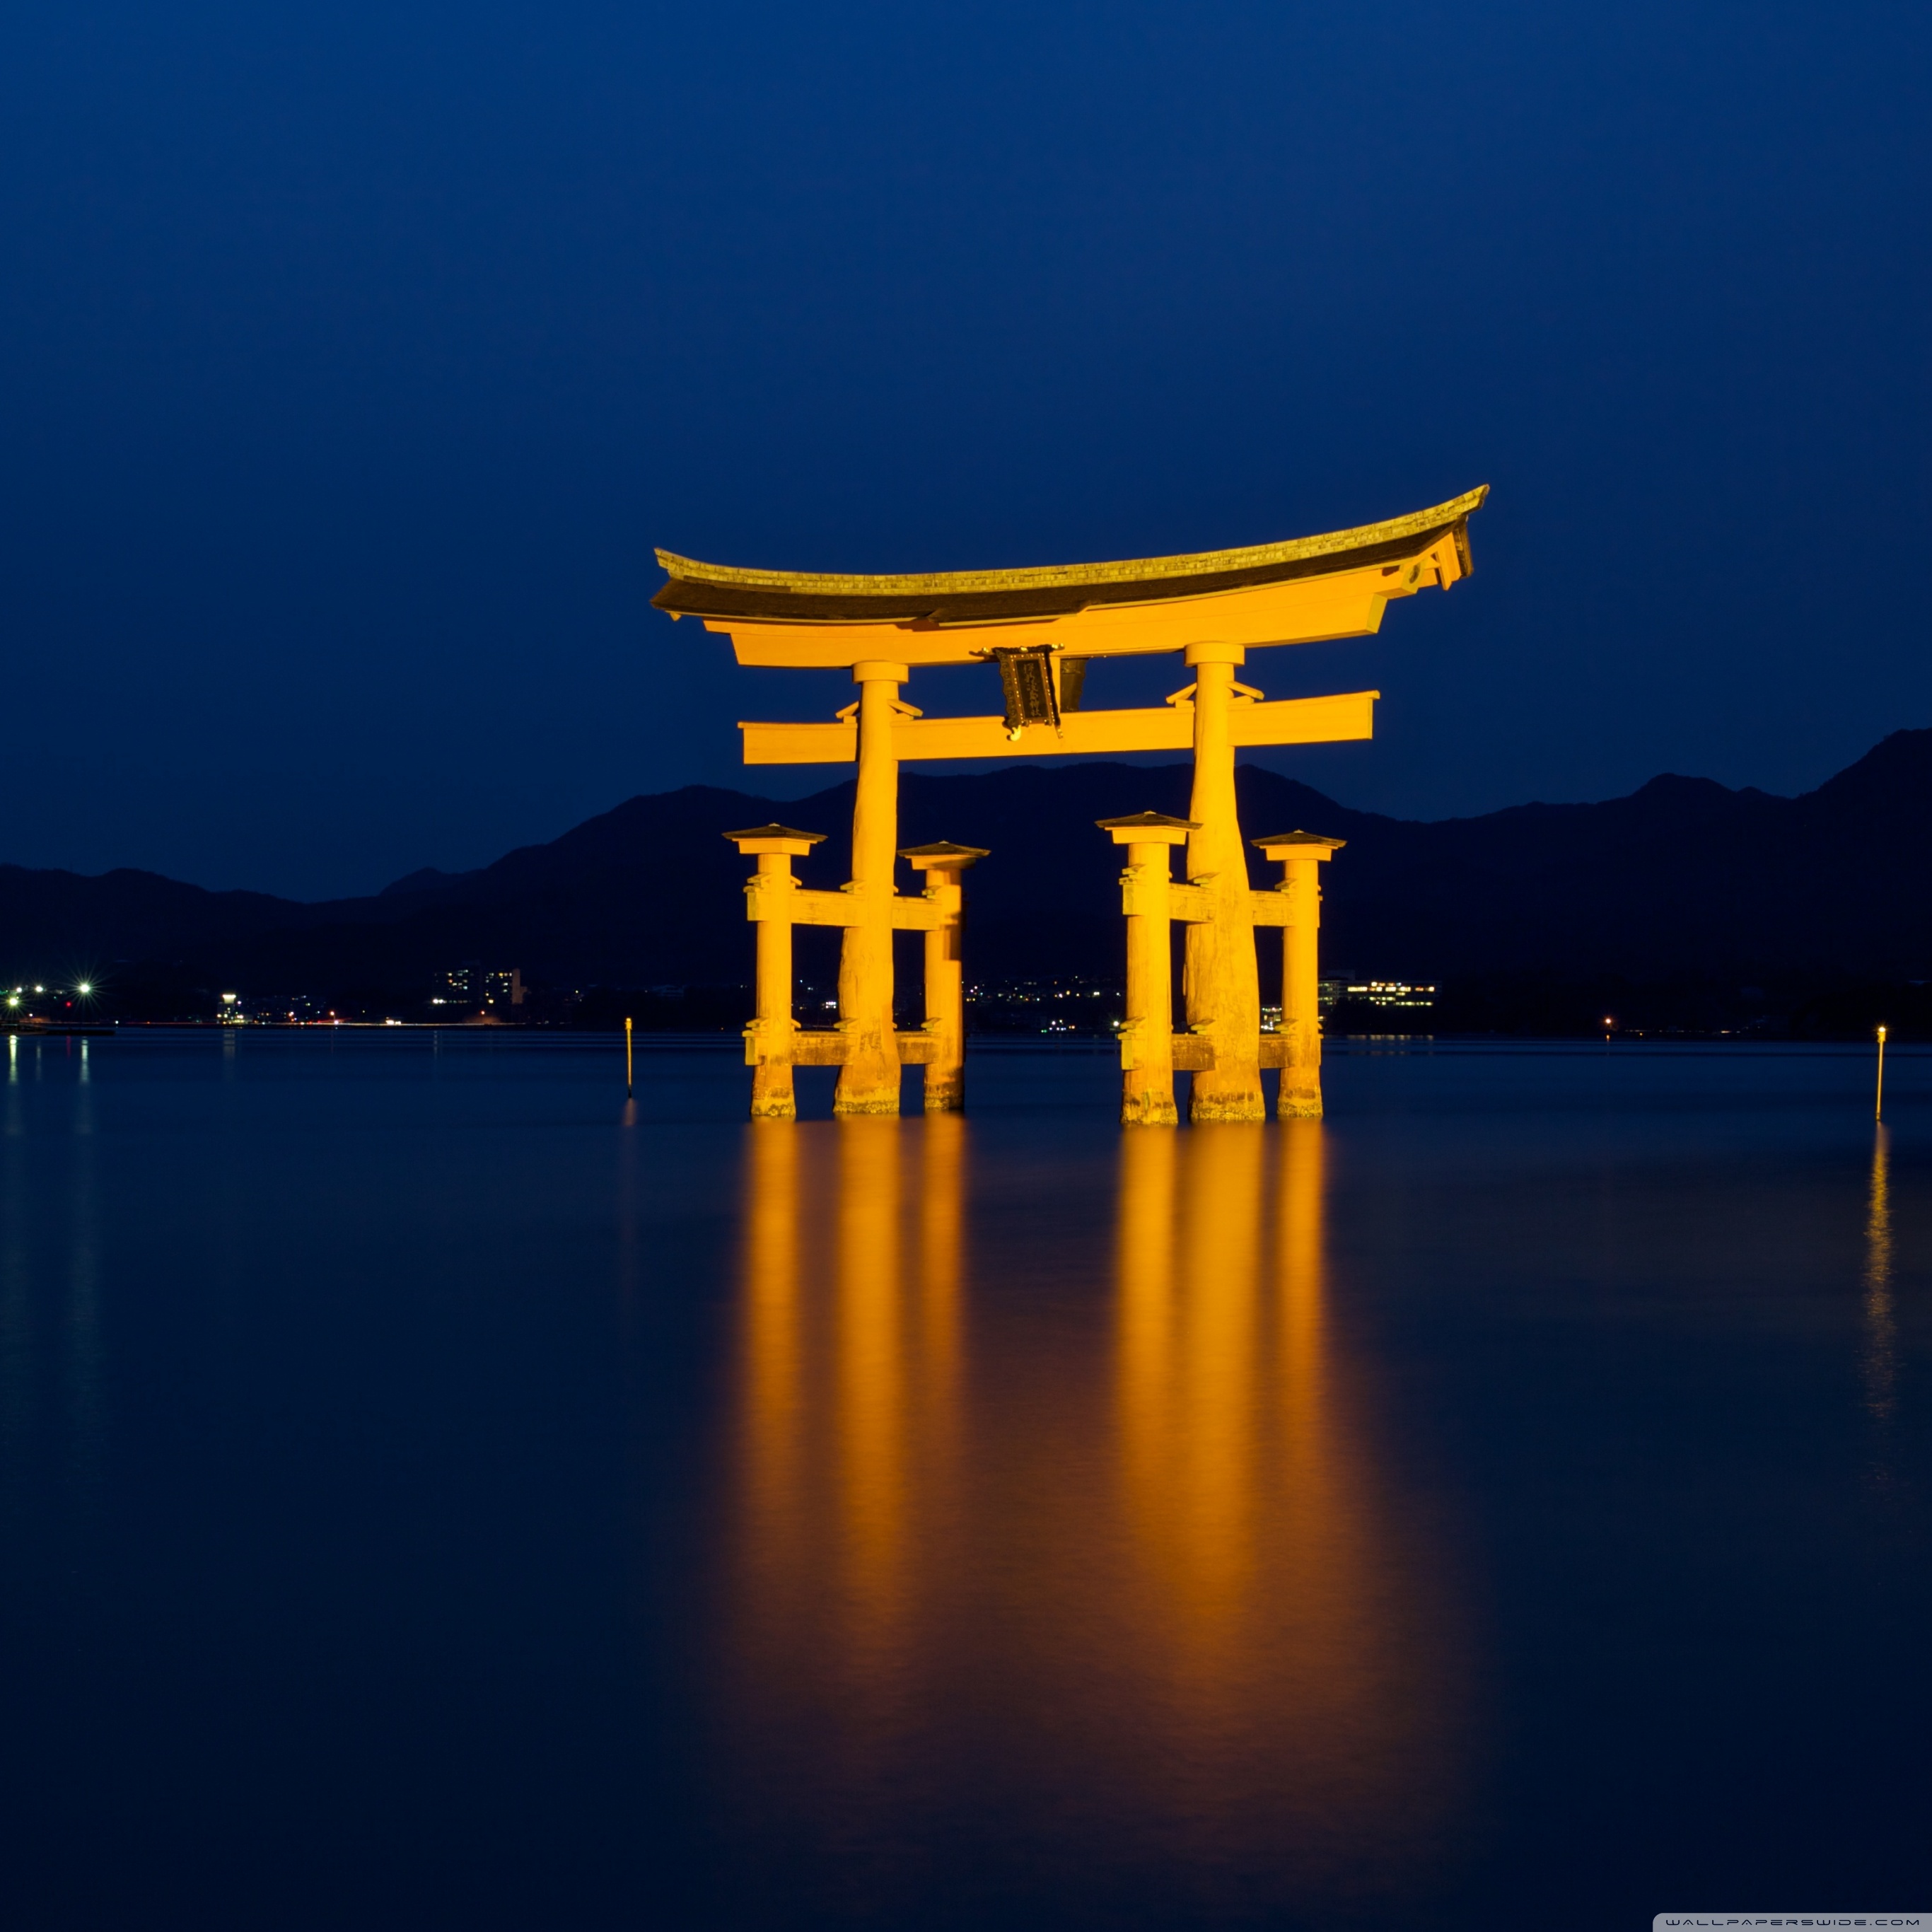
{"left": 211, "top": 994, "right": 326, "bottom": 1025}
{"left": 430, "top": 965, "right": 524, "bottom": 1018}
{"left": 1342, "top": 980, "right": 1437, "bottom": 1013}
{"left": 254, "top": 994, "right": 322, "bottom": 1024}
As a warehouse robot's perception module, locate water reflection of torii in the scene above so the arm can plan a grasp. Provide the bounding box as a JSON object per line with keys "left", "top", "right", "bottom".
{"left": 717, "top": 1119, "right": 1467, "bottom": 1916}
{"left": 656, "top": 488, "right": 1485, "bottom": 1122}
{"left": 1864, "top": 1125, "right": 1897, "bottom": 1442}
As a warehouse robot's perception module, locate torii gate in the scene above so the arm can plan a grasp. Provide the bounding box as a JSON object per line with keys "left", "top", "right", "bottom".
{"left": 653, "top": 485, "right": 1485, "bottom": 1122}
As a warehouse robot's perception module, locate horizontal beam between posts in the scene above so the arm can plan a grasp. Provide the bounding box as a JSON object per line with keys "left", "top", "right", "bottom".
{"left": 746, "top": 883, "right": 948, "bottom": 929}
{"left": 741, "top": 691, "right": 1378, "bottom": 766}
{"left": 1247, "top": 888, "right": 1313, "bottom": 927}
{"left": 779, "top": 1029, "right": 941, "bottom": 1067}
{"left": 1116, "top": 1032, "right": 1298, "bottom": 1073}
{"left": 1120, "top": 1034, "right": 1291, "bottom": 1071}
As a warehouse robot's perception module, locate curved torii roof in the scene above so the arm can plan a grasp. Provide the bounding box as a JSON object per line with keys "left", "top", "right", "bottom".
{"left": 656, "top": 485, "right": 1484, "bottom": 624}
{"left": 654, "top": 484, "right": 1486, "bottom": 669}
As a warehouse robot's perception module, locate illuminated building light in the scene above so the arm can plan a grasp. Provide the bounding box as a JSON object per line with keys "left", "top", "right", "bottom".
{"left": 1339, "top": 981, "right": 1438, "bottom": 1011}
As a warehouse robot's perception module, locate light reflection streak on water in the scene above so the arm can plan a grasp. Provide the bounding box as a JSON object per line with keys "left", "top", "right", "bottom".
{"left": 1863, "top": 1125, "right": 1897, "bottom": 1431}
{"left": 1117, "top": 1125, "right": 1267, "bottom": 1714}
{"left": 0, "top": 1035, "right": 29, "bottom": 1524}
{"left": 0, "top": 1042, "right": 106, "bottom": 1544}
{"left": 721, "top": 1117, "right": 1466, "bottom": 1911}
{"left": 1110, "top": 1120, "right": 1460, "bottom": 1864}
{"left": 738, "top": 1124, "right": 805, "bottom": 1662}
{"left": 834, "top": 1119, "right": 907, "bottom": 1657}
{"left": 66, "top": 1039, "right": 103, "bottom": 1512}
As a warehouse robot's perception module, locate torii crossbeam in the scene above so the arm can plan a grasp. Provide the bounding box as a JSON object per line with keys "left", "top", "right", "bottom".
{"left": 655, "top": 484, "right": 1485, "bottom": 1121}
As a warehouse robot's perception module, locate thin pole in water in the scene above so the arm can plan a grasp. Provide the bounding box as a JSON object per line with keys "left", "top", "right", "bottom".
{"left": 1875, "top": 1024, "right": 1886, "bottom": 1121}
{"left": 625, "top": 1016, "right": 634, "bottom": 1096}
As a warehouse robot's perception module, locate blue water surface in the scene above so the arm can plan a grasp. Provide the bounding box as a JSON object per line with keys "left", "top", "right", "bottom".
{"left": 0, "top": 1029, "right": 1926, "bottom": 1931}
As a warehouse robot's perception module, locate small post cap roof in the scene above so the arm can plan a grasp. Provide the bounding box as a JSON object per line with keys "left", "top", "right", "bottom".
{"left": 899, "top": 840, "right": 989, "bottom": 868}
{"left": 1251, "top": 829, "right": 1346, "bottom": 855}
{"left": 1098, "top": 810, "right": 1197, "bottom": 846}
{"left": 724, "top": 823, "right": 827, "bottom": 853}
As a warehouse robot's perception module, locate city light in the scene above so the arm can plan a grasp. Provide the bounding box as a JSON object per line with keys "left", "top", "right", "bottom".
{"left": 76, "top": 982, "right": 92, "bottom": 996}
{"left": 1340, "top": 981, "right": 1437, "bottom": 1010}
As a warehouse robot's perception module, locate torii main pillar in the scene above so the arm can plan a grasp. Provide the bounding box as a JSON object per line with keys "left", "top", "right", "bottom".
{"left": 1183, "top": 639, "right": 1266, "bottom": 1120}
{"left": 653, "top": 486, "right": 1485, "bottom": 1120}
{"left": 837, "top": 658, "right": 909, "bottom": 1112}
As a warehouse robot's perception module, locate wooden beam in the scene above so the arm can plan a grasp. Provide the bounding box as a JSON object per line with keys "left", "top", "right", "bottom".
{"left": 889, "top": 896, "right": 946, "bottom": 931}
{"left": 751, "top": 883, "right": 945, "bottom": 928}
{"left": 1250, "top": 888, "right": 1322, "bottom": 927}
{"left": 752, "top": 1029, "right": 942, "bottom": 1066}
{"left": 742, "top": 689, "right": 1377, "bottom": 765}
{"left": 711, "top": 561, "right": 1415, "bottom": 668}
{"left": 785, "top": 887, "right": 864, "bottom": 927}
{"left": 1168, "top": 882, "right": 1217, "bottom": 924}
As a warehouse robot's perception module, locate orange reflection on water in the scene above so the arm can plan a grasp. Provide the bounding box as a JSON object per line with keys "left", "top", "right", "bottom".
{"left": 829, "top": 1117, "right": 964, "bottom": 1653}
{"left": 737, "top": 1124, "right": 806, "bottom": 1623}
{"left": 1112, "top": 1121, "right": 1462, "bottom": 1860}
{"left": 718, "top": 1117, "right": 1466, "bottom": 1911}
{"left": 1864, "top": 1124, "right": 1897, "bottom": 1432}
{"left": 731, "top": 1119, "right": 967, "bottom": 1744}
{"left": 1117, "top": 1126, "right": 1267, "bottom": 1696}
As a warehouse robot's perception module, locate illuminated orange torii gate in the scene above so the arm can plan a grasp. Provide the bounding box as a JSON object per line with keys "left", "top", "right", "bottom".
{"left": 653, "top": 485, "right": 1484, "bottom": 1122}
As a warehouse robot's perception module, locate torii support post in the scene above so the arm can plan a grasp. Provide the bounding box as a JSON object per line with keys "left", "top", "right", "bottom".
{"left": 838, "top": 659, "right": 910, "bottom": 1116}
{"left": 1185, "top": 640, "right": 1266, "bottom": 1123}
{"left": 1100, "top": 813, "right": 1196, "bottom": 1127}
{"left": 726, "top": 821, "right": 989, "bottom": 1122}
{"left": 727, "top": 823, "right": 827, "bottom": 1119}
{"left": 1252, "top": 831, "right": 1344, "bottom": 1119}
{"left": 900, "top": 842, "right": 988, "bottom": 1114}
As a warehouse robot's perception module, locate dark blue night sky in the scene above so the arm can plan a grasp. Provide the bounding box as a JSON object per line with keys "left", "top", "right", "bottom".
{"left": 2, "top": 1, "right": 1926, "bottom": 897}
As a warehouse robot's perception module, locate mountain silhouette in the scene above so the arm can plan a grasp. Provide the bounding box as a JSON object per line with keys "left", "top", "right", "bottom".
{"left": 3, "top": 728, "right": 1929, "bottom": 998}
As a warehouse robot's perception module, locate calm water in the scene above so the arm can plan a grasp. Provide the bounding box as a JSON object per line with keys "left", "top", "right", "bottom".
{"left": 0, "top": 1031, "right": 1926, "bottom": 1931}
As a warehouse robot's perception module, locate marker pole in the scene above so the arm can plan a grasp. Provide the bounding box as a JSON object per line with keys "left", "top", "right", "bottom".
{"left": 1875, "top": 1024, "right": 1886, "bottom": 1122}
{"left": 625, "top": 1016, "right": 634, "bottom": 1097}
